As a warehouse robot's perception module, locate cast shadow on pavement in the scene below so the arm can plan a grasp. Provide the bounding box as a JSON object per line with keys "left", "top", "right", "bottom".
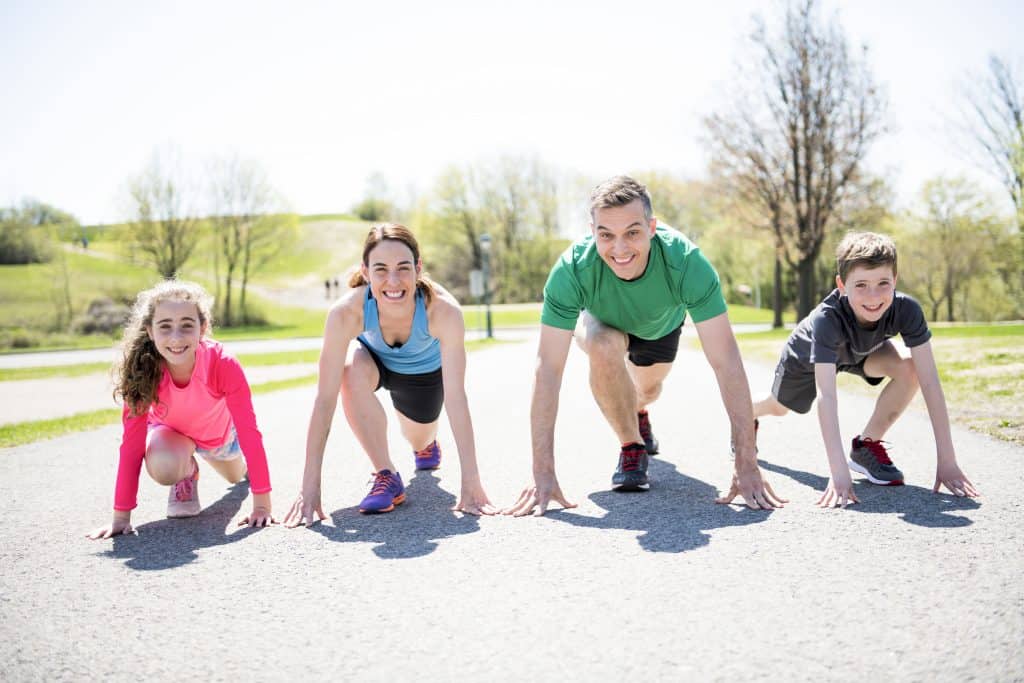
{"left": 545, "top": 457, "right": 775, "bottom": 553}
{"left": 101, "top": 480, "right": 261, "bottom": 570}
{"left": 309, "top": 470, "right": 482, "bottom": 559}
{"left": 759, "top": 460, "right": 979, "bottom": 527}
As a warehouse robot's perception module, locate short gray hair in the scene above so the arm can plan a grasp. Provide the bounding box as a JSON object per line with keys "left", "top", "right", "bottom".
{"left": 590, "top": 175, "right": 653, "bottom": 222}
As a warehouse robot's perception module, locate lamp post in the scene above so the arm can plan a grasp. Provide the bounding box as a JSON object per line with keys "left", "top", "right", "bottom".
{"left": 479, "top": 233, "right": 493, "bottom": 339}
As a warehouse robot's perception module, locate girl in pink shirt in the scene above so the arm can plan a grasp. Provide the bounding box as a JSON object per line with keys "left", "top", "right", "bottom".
{"left": 87, "top": 280, "right": 274, "bottom": 539}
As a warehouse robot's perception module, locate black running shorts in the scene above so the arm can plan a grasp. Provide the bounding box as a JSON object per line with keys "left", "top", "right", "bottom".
{"left": 357, "top": 340, "right": 445, "bottom": 424}
{"left": 772, "top": 356, "right": 884, "bottom": 414}
{"left": 626, "top": 324, "right": 683, "bottom": 367}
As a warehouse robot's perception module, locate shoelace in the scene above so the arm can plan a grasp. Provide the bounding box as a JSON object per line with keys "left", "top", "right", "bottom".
{"left": 620, "top": 446, "right": 644, "bottom": 472}
{"left": 861, "top": 438, "right": 893, "bottom": 465}
{"left": 638, "top": 413, "right": 653, "bottom": 442}
{"left": 174, "top": 477, "right": 194, "bottom": 502}
{"left": 368, "top": 471, "right": 396, "bottom": 495}
{"left": 414, "top": 442, "right": 437, "bottom": 460}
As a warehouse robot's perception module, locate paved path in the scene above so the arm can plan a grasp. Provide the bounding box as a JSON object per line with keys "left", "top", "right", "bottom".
{"left": 1, "top": 335, "right": 1021, "bottom": 681}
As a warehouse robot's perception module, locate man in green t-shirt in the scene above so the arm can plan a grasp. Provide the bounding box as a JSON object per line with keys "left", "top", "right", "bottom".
{"left": 504, "top": 175, "right": 784, "bottom": 516}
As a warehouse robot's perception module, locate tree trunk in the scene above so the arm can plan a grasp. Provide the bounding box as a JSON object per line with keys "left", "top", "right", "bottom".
{"left": 945, "top": 273, "right": 955, "bottom": 322}
{"left": 772, "top": 252, "right": 784, "bottom": 328}
{"left": 797, "top": 256, "right": 817, "bottom": 320}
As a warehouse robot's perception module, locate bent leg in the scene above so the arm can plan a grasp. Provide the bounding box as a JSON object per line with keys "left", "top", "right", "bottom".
{"left": 861, "top": 341, "right": 919, "bottom": 440}
{"left": 145, "top": 426, "right": 197, "bottom": 485}
{"left": 396, "top": 411, "right": 439, "bottom": 452}
{"left": 204, "top": 453, "right": 247, "bottom": 484}
{"left": 340, "top": 344, "right": 395, "bottom": 472}
{"left": 753, "top": 394, "right": 789, "bottom": 419}
{"left": 627, "top": 361, "right": 672, "bottom": 411}
{"left": 575, "top": 312, "right": 642, "bottom": 445}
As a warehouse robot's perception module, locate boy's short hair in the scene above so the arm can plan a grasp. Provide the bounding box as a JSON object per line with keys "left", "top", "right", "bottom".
{"left": 836, "top": 231, "right": 898, "bottom": 282}
{"left": 590, "top": 175, "right": 654, "bottom": 222}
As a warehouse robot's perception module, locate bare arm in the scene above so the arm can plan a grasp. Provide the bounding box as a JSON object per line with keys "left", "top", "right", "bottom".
{"left": 433, "top": 297, "right": 496, "bottom": 514}
{"left": 530, "top": 324, "right": 573, "bottom": 476}
{"left": 814, "top": 363, "right": 858, "bottom": 507}
{"left": 504, "top": 323, "right": 577, "bottom": 516}
{"left": 697, "top": 312, "right": 786, "bottom": 509}
{"left": 910, "top": 341, "right": 978, "bottom": 496}
{"left": 283, "top": 291, "right": 363, "bottom": 527}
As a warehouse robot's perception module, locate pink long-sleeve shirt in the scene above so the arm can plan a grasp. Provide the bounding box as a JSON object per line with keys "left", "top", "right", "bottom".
{"left": 114, "top": 339, "right": 272, "bottom": 511}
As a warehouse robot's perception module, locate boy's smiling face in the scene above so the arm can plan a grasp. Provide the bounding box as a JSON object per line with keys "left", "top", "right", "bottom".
{"left": 837, "top": 264, "right": 896, "bottom": 326}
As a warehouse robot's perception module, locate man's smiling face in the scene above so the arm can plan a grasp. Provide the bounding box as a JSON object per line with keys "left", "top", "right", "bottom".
{"left": 591, "top": 199, "right": 657, "bottom": 281}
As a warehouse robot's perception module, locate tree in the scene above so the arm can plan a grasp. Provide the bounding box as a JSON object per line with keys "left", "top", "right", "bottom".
{"left": 902, "top": 177, "right": 1002, "bottom": 321}
{"left": 0, "top": 199, "right": 73, "bottom": 264}
{"left": 351, "top": 172, "right": 396, "bottom": 222}
{"left": 125, "top": 148, "right": 201, "bottom": 279}
{"left": 961, "top": 55, "right": 1024, "bottom": 289}
{"left": 207, "top": 155, "right": 285, "bottom": 326}
{"left": 704, "top": 0, "right": 886, "bottom": 320}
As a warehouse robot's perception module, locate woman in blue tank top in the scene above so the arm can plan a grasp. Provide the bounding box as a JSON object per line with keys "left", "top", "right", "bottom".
{"left": 283, "top": 223, "right": 496, "bottom": 519}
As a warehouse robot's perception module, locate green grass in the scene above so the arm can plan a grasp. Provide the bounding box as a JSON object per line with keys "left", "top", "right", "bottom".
{"left": 0, "top": 336, "right": 516, "bottom": 448}
{"left": 0, "top": 408, "right": 121, "bottom": 449}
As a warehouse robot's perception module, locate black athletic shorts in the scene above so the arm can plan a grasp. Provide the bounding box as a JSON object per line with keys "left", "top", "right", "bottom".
{"left": 626, "top": 324, "right": 683, "bottom": 367}
{"left": 357, "top": 340, "right": 444, "bottom": 424}
{"left": 772, "top": 356, "right": 884, "bottom": 414}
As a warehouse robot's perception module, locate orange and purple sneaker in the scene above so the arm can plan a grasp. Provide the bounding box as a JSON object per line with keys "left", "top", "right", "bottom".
{"left": 414, "top": 440, "right": 442, "bottom": 470}
{"left": 359, "top": 469, "right": 406, "bottom": 513}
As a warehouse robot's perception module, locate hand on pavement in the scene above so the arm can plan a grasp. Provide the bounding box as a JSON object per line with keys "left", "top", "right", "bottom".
{"left": 503, "top": 472, "right": 576, "bottom": 517}
{"left": 452, "top": 481, "right": 498, "bottom": 516}
{"left": 239, "top": 505, "right": 277, "bottom": 528}
{"left": 816, "top": 475, "right": 860, "bottom": 508}
{"left": 715, "top": 460, "right": 787, "bottom": 509}
{"left": 282, "top": 491, "right": 326, "bottom": 528}
{"left": 86, "top": 516, "right": 134, "bottom": 540}
{"left": 934, "top": 462, "right": 979, "bottom": 497}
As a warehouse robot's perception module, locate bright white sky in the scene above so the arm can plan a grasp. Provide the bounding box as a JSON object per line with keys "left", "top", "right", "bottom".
{"left": 2, "top": 0, "right": 1022, "bottom": 225}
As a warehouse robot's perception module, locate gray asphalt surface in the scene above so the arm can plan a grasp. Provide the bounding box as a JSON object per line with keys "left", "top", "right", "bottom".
{"left": 1, "top": 333, "right": 1021, "bottom": 681}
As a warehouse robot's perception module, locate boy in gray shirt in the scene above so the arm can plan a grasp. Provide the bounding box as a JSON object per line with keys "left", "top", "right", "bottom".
{"left": 722, "top": 232, "right": 979, "bottom": 508}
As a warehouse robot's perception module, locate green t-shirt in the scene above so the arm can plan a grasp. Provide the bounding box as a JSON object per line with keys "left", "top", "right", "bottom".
{"left": 541, "top": 224, "right": 727, "bottom": 339}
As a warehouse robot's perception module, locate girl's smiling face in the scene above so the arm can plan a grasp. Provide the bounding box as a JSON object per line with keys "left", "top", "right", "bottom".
{"left": 147, "top": 300, "right": 205, "bottom": 376}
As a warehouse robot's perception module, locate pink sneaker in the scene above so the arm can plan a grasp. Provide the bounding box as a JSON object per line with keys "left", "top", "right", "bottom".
{"left": 167, "top": 460, "right": 201, "bottom": 518}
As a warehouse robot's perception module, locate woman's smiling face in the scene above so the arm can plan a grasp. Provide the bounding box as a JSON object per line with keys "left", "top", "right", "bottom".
{"left": 362, "top": 239, "right": 420, "bottom": 308}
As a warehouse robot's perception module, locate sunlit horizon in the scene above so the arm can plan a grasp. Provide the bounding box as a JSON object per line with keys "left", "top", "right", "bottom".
{"left": 2, "top": 0, "right": 1022, "bottom": 226}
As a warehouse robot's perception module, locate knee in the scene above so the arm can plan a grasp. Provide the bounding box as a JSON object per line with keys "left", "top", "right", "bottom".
{"left": 145, "top": 450, "right": 187, "bottom": 485}
{"left": 895, "top": 357, "right": 918, "bottom": 387}
{"left": 637, "top": 382, "right": 662, "bottom": 405}
{"left": 340, "top": 360, "right": 374, "bottom": 396}
{"left": 586, "top": 329, "right": 627, "bottom": 364}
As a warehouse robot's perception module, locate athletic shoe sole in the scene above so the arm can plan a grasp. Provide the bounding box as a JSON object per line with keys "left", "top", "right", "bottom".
{"left": 612, "top": 479, "right": 650, "bottom": 492}
{"left": 848, "top": 460, "right": 904, "bottom": 486}
{"left": 359, "top": 493, "right": 407, "bottom": 514}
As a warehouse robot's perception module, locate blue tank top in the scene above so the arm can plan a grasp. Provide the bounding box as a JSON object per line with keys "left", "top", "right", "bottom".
{"left": 357, "top": 287, "right": 442, "bottom": 374}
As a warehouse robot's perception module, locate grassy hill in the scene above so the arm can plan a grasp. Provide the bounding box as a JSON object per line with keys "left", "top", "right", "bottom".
{"left": 1, "top": 216, "right": 775, "bottom": 350}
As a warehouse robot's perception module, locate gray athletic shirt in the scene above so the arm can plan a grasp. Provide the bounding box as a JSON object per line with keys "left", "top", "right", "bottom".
{"left": 782, "top": 289, "right": 932, "bottom": 369}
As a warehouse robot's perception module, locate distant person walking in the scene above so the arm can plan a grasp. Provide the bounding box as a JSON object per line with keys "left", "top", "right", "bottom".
{"left": 284, "top": 223, "right": 495, "bottom": 522}
{"left": 87, "top": 280, "right": 275, "bottom": 539}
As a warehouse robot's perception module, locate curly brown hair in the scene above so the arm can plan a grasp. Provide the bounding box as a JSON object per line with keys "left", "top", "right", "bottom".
{"left": 114, "top": 280, "right": 214, "bottom": 416}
